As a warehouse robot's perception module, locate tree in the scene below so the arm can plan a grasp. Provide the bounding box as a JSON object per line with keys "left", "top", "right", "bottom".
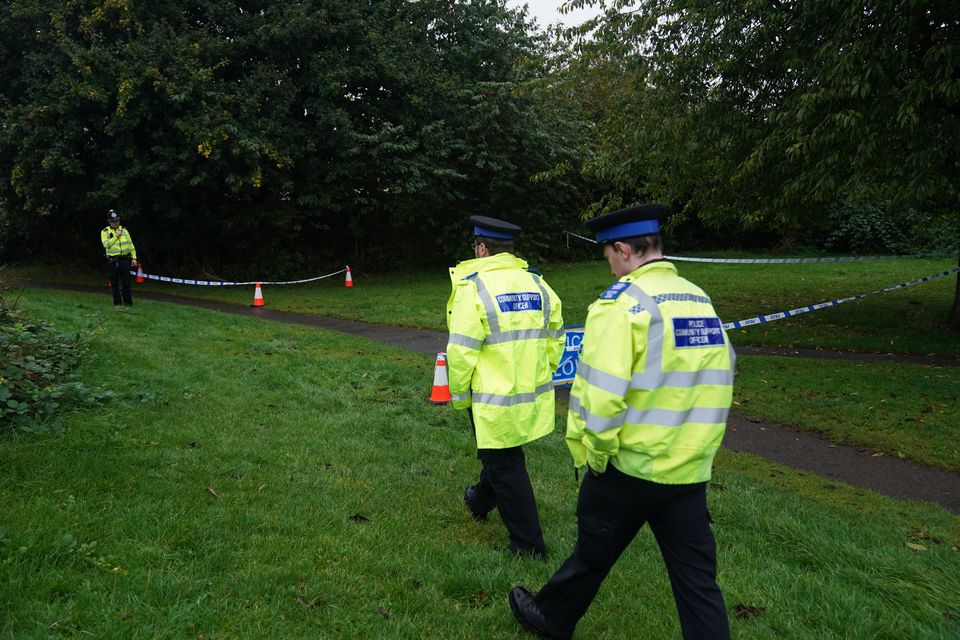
{"left": 558, "top": 0, "right": 960, "bottom": 329}
{"left": 0, "top": 0, "right": 590, "bottom": 273}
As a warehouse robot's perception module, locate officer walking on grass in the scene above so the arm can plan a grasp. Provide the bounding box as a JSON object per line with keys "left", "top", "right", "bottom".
{"left": 509, "top": 204, "right": 736, "bottom": 639}
{"left": 445, "top": 215, "right": 565, "bottom": 559}
{"left": 101, "top": 209, "right": 139, "bottom": 307}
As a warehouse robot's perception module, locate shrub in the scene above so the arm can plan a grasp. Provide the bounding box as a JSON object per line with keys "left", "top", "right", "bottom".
{"left": 824, "top": 198, "right": 958, "bottom": 256}
{"left": 0, "top": 274, "right": 110, "bottom": 433}
{"left": 824, "top": 199, "right": 904, "bottom": 254}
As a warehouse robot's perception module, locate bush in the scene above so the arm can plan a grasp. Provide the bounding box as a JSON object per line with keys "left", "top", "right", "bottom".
{"left": 824, "top": 200, "right": 904, "bottom": 254}
{"left": 824, "top": 198, "right": 958, "bottom": 257}
{"left": 0, "top": 274, "right": 110, "bottom": 433}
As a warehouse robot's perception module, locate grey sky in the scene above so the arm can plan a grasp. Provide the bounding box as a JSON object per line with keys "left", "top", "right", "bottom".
{"left": 506, "top": 0, "right": 599, "bottom": 29}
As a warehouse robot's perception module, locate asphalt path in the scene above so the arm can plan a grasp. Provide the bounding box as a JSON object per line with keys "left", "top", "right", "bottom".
{"left": 17, "top": 280, "right": 960, "bottom": 515}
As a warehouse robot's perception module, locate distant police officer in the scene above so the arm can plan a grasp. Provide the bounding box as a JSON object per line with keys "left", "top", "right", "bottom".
{"left": 101, "top": 209, "right": 139, "bottom": 306}
{"left": 446, "top": 215, "right": 565, "bottom": 559}
{"left": 509, "top": 204, "right": 736, "bottom": 639}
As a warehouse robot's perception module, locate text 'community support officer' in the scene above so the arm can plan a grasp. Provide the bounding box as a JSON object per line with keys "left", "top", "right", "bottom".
{"left": 510, "top": 204, "right": 736, "bottom": 640}
{"left": 445, "top": 215, "right": 565, "bottom": 559}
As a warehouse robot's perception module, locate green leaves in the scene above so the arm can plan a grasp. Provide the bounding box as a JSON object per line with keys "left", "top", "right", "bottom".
{"left": 560, "top": 0, "right": 960, "bottom": 246}
{"left": 0, "top": 0, "right": 588, "bottom": 274}
{"left": 0, "top": 290, "right": 105, "bottom": 433}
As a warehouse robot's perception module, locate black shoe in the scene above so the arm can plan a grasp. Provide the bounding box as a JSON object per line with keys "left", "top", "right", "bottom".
{"left": 463, "top": 485, "right": 487, "bottom": 522}
{"left": 508, "top": 587, "right": 571, "bottom": 640}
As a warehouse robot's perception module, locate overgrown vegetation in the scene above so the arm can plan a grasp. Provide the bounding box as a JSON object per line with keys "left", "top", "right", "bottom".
{"left": 0, "top": 273, "right": 108, "bottom": 433}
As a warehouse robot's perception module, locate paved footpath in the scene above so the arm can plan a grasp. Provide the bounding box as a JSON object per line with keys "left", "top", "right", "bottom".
{"left": 20, "top": 281, "right": 960, "bottom": 515}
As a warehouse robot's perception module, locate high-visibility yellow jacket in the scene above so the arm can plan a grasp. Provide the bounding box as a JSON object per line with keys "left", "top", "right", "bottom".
{"left": 566, "top": 260, "right": 735, "bottom": 484}
{"left": 101, "top": 226, "right": 137, "bottom": 260}
{"left": 446, "top": 252, "right": 565, "bottom": 449}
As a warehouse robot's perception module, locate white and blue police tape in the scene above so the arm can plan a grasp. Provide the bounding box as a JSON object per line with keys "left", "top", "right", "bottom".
{"left": 564, "top": 231, "right": 950, "bottom": 262}
{"left": 664, "top": 254, "right": 949, "bottom": 264}
{"left": 722, "top": 267, "right": 960, "bottom": 330}
{"left": 132, "top": 267, "right": 347, "bottom": 286}
{"left": 552, "top": 326, "right": 585, "bottom": 386}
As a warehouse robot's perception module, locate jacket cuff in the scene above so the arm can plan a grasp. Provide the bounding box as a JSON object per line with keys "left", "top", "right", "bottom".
{"left": 585, "top": 448, "right": 610, "bottom": 475}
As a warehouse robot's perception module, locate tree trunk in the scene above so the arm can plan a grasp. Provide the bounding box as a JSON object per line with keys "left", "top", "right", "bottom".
{"left": 950, "top": 254, "right": 960, "bottom": 333}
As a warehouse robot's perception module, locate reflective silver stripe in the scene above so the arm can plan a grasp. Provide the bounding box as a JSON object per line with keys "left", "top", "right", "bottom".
{"left": 471, "top": 275, "right": 501, "bottom": 334}
{"left": 550, "top": 328, "right": 566, "bottom": 339}
{"left": 570, "top": 393, "right": 625, "bottom": 432}
{"left": 623, "top": 405, "right": 730, "bottom": 428}
{"left": 452, "top": 392, "right": 471, "bottom": 402}
{"left": 573, "top": 398, "right": 729, "bottom": 433}
{"left": 630, "top": 368, "right": 735, "bottom": 391}
{"left": 530, "top": 273, "right": 551, "bottom": 329}
{"left": 578, "top": 362, "right": 630, "bottom": 397}
{"left": 485, "top": 328, "right": 551, "bottom": 345}
{"left": 624, "top": 283, "right": 664, "bottom": 386}
{"left": 473, "top": 382, "right": 553, "bottom": 407}
{"left": 448, "top": 333, "right": 483, "bottom": 350}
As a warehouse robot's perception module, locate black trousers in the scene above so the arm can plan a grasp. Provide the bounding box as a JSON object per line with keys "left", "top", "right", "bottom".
{"left": 534, "top": 465, "right": 729, "bottom": 639}
{"left": 470, "top": 446, "right": 546, "bottom": 556}
{"left": 107, "top": 257, "right": 133, "bottom": 305}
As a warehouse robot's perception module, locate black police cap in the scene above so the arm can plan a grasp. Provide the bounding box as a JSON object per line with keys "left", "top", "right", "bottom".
{"left": 584, "top": 203, "right": 666, "bottom": 242}
{"left": 469, "top": 215, "right": 521, "bottom": 240}
{"left": 106, "top": 209, "right": 120, "bottom": 222}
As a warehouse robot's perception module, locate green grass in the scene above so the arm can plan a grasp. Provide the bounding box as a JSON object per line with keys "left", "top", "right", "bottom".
{"left": 1, "top": 289, "right": 959, "bottom": 639}
{"left": 734, "top": 357, "right": 960, "bottom": 473}
{"left": 8, "top": 256, "right": 960, "bottom": 356}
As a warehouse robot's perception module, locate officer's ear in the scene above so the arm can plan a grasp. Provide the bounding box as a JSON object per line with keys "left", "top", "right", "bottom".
{"left": 611, "top": 241, "right": 631, "bottom": 259}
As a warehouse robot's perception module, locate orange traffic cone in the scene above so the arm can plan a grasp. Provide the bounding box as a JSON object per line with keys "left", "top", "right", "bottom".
{"left": 344, "top": 265, "right": 354, "bottom": 288}
{"left": 429, "top": 352, "right": 452, "bottom": 403}
{"left": 136, "top": 264, "right": 145, "bottom": 283}
{"left": 252, "top": 282, "right": 265, "bottom": 307}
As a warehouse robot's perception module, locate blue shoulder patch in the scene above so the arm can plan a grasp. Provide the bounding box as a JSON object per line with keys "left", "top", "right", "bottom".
{"left": 599, "top": 281, "right": 629, "bottom": 300}
{"left": 526, "top": 266, "right": 543, "bottom": 276}
{"left": 460, "top": 271, "right": 479, "bottom": 281}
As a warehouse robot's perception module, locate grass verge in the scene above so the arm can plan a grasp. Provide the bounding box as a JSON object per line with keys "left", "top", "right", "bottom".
{"left": 734, "top": 356, "right": 960, "bottom": 473}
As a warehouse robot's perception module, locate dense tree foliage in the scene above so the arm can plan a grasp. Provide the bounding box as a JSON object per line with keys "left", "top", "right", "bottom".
{"left": 0, "top": 0, "right": 589, "bottom": 274}
{"left": 558, "top": 0, "right": 960, "bottom": 328}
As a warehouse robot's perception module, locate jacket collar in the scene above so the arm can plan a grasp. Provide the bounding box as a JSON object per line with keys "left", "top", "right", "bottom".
{"left": 450, "top": 252, "right": 527, "bottom": 281}
{"left": 623, "top": 259, "right": 676, "bottom": 282}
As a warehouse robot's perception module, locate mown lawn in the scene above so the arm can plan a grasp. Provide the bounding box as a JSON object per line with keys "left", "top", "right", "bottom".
{"left": 1, "top": 289, "right": 958, "bottom": 639}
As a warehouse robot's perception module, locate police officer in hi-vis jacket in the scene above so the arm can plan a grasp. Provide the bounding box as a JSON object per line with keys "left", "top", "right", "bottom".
{"left": 510, "top": 204, "right": 736, "bottom": 640}
{"left": 446, "top": 215, "right": 565, "bottom": 559}
{"left": 101, "top": 209, "right": 139, "bottom": 307}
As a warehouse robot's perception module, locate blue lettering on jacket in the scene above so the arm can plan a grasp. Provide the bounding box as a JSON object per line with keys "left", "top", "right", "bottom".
{"left": 673, "top": 317, "right": 725, "bottom": 348}
{"left": 495, "top": 291, "right": 543, "bottom": 312}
